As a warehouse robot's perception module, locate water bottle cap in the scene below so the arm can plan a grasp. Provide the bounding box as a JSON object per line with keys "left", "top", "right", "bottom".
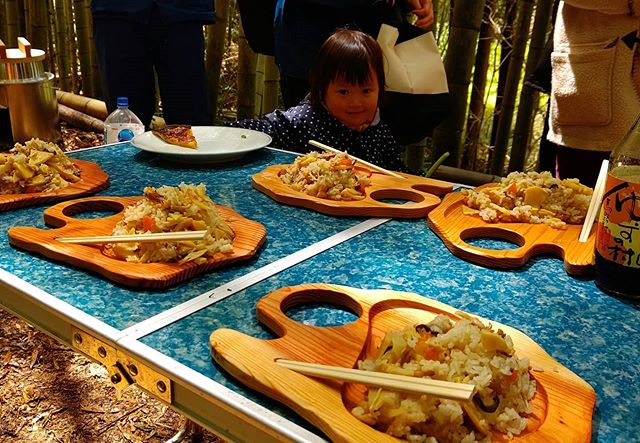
{"left": 116, "top": 97, "right": 128, "bottom": 107}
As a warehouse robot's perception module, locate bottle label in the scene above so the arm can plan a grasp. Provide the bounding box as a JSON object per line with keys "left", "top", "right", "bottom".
{"left": 104, "top": 124, "right": 144, "bottom": 144}
{"left": 596, "top": 174, "right": 640, "bottom": 269}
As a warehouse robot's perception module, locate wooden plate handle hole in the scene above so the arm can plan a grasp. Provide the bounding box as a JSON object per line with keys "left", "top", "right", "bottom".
{"left": 369, "top": 189, "right": 424, "bottom": 205}
{"left": 61, "top": 200, "right": 125, "bottom": 220}
{"left": 460, "top": 227, "right": 525, "bottom": 250}
{"left": 281, "top": 289, "right": 362, "bottom": 328}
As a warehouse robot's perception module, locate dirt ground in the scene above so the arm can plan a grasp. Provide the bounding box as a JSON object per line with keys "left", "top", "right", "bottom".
{"left": 0, "top": 309, "right": 226, "bottom": 443}
{"left": 0, "top": 128, "right": 226, "bottom": 443}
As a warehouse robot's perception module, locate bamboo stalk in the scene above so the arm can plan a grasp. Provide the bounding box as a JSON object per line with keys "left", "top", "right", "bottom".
{"left": 56, "top": 91, "right": 108, "bottom": 120}
{"left": 431, "top": 0, "right": 486, "bottom": 167}
{"left": 73, "top": 0, "right": 95, "bottom": 97}
{"left": 236, "top": 21, "right": 257, "bottom": 119}
{"left": 58, "top": 103, "right": 105, "bottom": 132}
{"left": 490, "top": 0, "right": 535, "bottom": 175}
{"left": 205, "top": 0, "right": 230, "bottom": 124}
{"left": 54, "top": 0, "right": 72, "bottom": 91}
{"left": 508, "top": 0, "right": 555, "bottom": 173}
{"left": 262, "top": 55, "right": 280, "bottom": 115}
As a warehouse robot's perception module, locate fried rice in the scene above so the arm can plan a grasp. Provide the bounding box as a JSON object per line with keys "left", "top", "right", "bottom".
{"left": 352, "top": 314, "right": 536, "bottom": 443}
{"left": 0, "top": 138, "right": 80, "bottom": 195}
{"left": 107, "top": 183, "right": 234, "bottom": 264}
{"left": 463, "top": 171, "right": 592, "bottom": 229}
{"left": 279, "top": 151, "right": 371, "bottom": 201}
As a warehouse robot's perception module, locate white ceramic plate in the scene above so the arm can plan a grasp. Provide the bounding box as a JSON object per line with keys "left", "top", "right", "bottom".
{"left": 131, "top": 126, "right": 272, "bottom": 163}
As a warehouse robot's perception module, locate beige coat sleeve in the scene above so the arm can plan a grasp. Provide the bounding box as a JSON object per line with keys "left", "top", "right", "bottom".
{"left": 563, "top": 0, "right": 640, "bottom": 16}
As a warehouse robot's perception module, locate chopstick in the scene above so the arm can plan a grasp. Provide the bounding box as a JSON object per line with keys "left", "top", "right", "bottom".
{"left": 276, "top": 359, "right": 475, "bottom": 401}
{"left": 56, "top": 230, "right": 207, "bottom": 244}
{"left": 579, "top": 159, "right": 609, "bottom": 243}
{"left": 308, "top": 139, "right": 405, "bottom": 179}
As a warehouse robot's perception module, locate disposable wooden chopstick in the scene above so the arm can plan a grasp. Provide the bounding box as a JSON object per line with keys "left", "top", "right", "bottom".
{"left": 276, "top": 359, "right": 475, "bottom": 401}
{"left": 56, "top": 230, "right": 207, "bottom": 244}
{"left": 308, "top": 139, "right": 405, "bottom": 179}
{"left": 579, "top": 159, "right": 609, "bottom": 243}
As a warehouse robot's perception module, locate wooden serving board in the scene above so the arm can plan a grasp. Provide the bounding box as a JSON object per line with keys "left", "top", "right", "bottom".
{"left": 210, "top": 284, "right": 595, "bottom": 443}
{"left": 427, "top": 190, "right": 595, "bottom": 275}
{"left": 252, "top": 165, "right": 452, "bottom": 218}
{"left": 0, "top": 159, "right": 110, "bottom": 211}
{"left": 7, "top": 196, "right": 267, "bottom": 288}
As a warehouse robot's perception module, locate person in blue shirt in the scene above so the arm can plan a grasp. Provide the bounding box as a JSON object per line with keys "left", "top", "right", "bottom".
{"left": 231, "top": 28, "right": 419, "bottom": 174}
{"left": 91, "top": 0, "right": 214, "bottom": 129}
{"left": 274, "top": 0, "right": 434, "bottom": 109}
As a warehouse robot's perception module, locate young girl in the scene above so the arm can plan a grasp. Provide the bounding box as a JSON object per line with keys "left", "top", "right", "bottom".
{"left": 230, "top": 28, "right": 415, "bottom": 174}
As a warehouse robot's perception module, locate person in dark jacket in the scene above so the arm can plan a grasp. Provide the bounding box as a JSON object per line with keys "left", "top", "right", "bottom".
{"left": 231, "top": 29, "right": 419, "bottom": 174}
{"left": 273, "top": 0, "right": 434, "bottom": 109}
{"left": 91, "top": 0, "right": 215, "bottom": 128}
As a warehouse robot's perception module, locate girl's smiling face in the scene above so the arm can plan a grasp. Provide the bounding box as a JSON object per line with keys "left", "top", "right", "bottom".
{"left": 324, "top": 70, "right": 379, "bottom": 132}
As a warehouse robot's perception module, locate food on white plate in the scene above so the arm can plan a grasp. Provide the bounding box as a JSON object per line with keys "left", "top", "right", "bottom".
{"left": 0, "top": 138, "right": 81, "bottom": 194}
{"left": 105, "top": 183, "right": 234, "bottom": 264}
{"left": 278, "top": 151, "right": 371, "bottom": 201}
{"left": 151, "top": 124, "right": 197, "bottom": 149}
{"left": 352, "top": 314, "right": 536, "bottom": 443}
{"left": 463, "top": 171, "right": 592, "bottom": 229}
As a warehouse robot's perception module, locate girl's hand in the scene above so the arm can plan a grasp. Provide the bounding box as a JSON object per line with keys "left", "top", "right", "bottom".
{"left": 406, "top": 0, "right": 434, "bottom": 29}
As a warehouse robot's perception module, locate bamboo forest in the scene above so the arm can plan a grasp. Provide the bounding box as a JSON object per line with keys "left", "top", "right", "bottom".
{"left": 1, "top": 0, "right": 554, "bottom": 176}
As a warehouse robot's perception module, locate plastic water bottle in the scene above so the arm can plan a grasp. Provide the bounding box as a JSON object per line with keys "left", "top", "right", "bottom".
{"left": 103, "top": 97, "right": 145, "bottom": 144}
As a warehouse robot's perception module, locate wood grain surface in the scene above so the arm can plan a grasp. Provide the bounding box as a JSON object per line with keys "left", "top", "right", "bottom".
{"left": 252, "top": 165, "right": 452, "bottom": 218}
{"left": 0, "top": 159, "right": 110, "bottom": 211}
{"left": 427, "top": 191, "right": 595, "bottom": 275}
{"left": 210, "top": 284, "right": 595, "bottom": 443}
{"left": 7, "top": 196, "right": 267, "bottom": 288}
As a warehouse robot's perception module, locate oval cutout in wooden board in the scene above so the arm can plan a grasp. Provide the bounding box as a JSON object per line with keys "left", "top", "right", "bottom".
{"left": 7, "top": 196, "right": 267, "bottom": 288}
{"left": 210, "top": 283, "right": 595, "bottom": 443}
{"left": 427, "top": 190, "right": 595, "bottom": 275}
{"left": 0, "top": 159, "right": 110, "bottom": 211}
{"left": 252, "top": 165, "right": 452, "bottom": 218}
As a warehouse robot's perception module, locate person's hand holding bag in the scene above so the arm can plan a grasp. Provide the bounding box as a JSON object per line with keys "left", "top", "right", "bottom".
{"left": 377, "top": 18, "right": 451, "bottom": 145}
{"left": 406, "top": 0, "right": 434, "bottom": 29}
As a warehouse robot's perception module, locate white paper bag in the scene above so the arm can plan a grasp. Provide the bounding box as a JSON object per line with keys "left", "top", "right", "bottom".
{"left": 377, "top": 23, "right": 449, "bottom": 94}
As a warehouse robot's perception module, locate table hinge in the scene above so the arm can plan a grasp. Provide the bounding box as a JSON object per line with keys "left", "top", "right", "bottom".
{"left": 71, "top": 326, "right": 172, "bottom": 404}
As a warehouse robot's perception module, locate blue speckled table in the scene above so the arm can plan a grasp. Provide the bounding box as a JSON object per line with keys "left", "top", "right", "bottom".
{"left": 1, "top": 143, "right": 638, "bottom": 443}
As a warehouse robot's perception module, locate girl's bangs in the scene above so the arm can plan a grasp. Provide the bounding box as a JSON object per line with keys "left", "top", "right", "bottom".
{"left": 331, "top": 49, "right": 374, "bottom": 85}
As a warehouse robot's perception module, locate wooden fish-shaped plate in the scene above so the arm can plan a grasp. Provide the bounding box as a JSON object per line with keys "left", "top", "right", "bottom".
{"left": 8, "top": 196, "right": 267, "bottom": 288}
{"left": 210, "top": 284, "right": 595, "bottom": 443}
{"left": 252, "top": 165, "right": 452, "bottom": 218}
{"left": 427, "top": 187, "right": 595, "bottom": 275}
{"left": 0, "top": 159, "right": 110, "bottom": 211}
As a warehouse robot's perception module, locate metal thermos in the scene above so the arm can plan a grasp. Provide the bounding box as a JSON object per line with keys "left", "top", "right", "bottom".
{"left": 0, "top": 37, "right": 60, "bottom": 148}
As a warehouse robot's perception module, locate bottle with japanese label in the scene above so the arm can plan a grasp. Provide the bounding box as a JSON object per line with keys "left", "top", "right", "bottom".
{"left": 595, "top": 114, "right": 640, "bottom": 299}
{"left": 103, "top": 97, "right": 145, "bottom": 144}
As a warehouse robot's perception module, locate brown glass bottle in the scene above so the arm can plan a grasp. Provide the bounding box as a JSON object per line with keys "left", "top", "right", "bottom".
{"left": 594, "top": 115, "right": 640, "bottom": 299}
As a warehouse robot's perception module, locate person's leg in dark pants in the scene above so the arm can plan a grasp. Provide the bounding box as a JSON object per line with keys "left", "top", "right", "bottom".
{"left": 538, "top": 103, "right": 558, "bottom": 174}
{"left": 556, "top": 146, "right": 610, "bottom": 187}
{"left": 152, "top": 21, "right": 210, "bottom": 125}
{"left": 279, "top": 75, "right": 310, "bottom": 108}
{"left": 92, "top": 16, "right": 156, "bottom": 128}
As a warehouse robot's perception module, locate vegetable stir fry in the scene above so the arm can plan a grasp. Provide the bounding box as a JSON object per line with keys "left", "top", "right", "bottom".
{"left": 279, "top": 151, "right": 371, "bottom": 201}
{"left": 0, "top": 138, "right": 80, "bottom": 194}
